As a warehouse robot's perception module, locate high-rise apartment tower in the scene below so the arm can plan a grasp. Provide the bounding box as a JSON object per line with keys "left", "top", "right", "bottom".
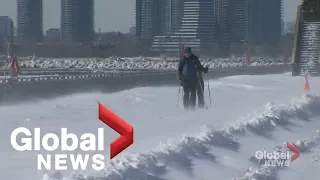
{"left": 16, "top": 0, "right": 43, "bottom": 43}
{"left": 135, "top": 0, "right": 161, "bottom": 38}
{"left": 60, "top": 0, "right": 95, "bottom": 43}
{"left": 248, "top": 0, "right": 283, "bottom": 45}
{"left": 151, "top": 0, "right": 216, "bottom": 54}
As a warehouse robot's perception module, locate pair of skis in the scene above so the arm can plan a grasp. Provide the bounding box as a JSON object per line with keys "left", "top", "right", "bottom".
{"left": 176, "top": 79, "right": 212, "bottom": 109}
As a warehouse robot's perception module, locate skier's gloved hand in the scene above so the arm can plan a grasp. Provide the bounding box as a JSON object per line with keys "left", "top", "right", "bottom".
{"left": 204, "top": 66, "right": 209, "bottom": 73}
{"left": 178, "top": 76, "right": 184, "bottom": 86}
{"left": 180, "top": 80, "right": 184, "bottom": 86}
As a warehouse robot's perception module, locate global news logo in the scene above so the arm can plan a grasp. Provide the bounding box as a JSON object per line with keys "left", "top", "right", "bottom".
{"left": 255, "top": 142, "right": 300, "bottom": 167}
{"left": 11, "top": 127, "right": 107, "bottom": 171}
{"left": 10, "top": 103, "right": 134, "bottom": 171}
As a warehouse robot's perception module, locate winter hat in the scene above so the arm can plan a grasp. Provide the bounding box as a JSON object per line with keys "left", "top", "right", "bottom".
{"left": 184, "top": 47, "right": 192, "bottom": 53}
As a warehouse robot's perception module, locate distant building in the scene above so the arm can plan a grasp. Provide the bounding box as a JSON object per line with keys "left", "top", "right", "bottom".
{"left": 229, "top": 0, "right": 250, "bottom": 44}
{"left": 135, "top": 0, "right": 161, "bottom": 38}
{"left": 281, "top": 19, "right": 285, "bottom": 35}
{"left": 248, "top": 0, "right": 283, "bottom": 45}
{"left": 151, "top": 0, "right": 216, "bottom": 54}
{"left": 213, "top": 0, "right": 250, "bottom": 54}
{"left": 46, "top": 28, "right": 60, "bottom": 39}
{"left": 0, "top": 16, "right": 14, "bottom": 45}
{"left": 286, "top": 21, "right": 296, "bottom": 34}
{"left": 16, "top": 0, "right": 43, "bottom": 43}
{"left": 158, "top": 0, "right": 172, "bottom": 35}
{"left": 136, "top": 0, "right": 180, "bottom": 38}
{"left": 213, "top": 0, "right": 283, "bottom": 53}
{"left": 60, "top": 0, "right": 95, "bottom": 43}
{"left": 170, "top": 0, "right": 185, "bottom": 33}
{"left": 129, "top": 26, "right": 136, "bottom": 35}
{"left": 141, "top": 0, "right": 283, "bottom": 54}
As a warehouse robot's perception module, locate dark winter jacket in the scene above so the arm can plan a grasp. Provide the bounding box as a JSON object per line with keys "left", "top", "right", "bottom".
{"left": 178, "top": 54, "right": 207, "bottom": 82}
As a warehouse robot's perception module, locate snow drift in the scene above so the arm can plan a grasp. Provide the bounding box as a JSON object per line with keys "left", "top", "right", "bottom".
{"left": 42, "top": 94, "right": 320, "bottom": 180}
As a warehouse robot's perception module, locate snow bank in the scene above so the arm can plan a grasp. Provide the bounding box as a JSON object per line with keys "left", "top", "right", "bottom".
{"left": 40, "top": 94, "right": 320, "bottom": 180}
{"left": 2, "top": 56, "right": 288, "bottom": 70}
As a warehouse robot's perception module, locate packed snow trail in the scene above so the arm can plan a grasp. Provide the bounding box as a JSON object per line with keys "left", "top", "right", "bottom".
{"left": 0, "top": 72, "right": 320, "bottom": 180}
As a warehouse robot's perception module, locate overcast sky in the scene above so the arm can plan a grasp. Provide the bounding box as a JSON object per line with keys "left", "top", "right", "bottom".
{"left": 0, "top": 0, "right": 300, "bottom": 33}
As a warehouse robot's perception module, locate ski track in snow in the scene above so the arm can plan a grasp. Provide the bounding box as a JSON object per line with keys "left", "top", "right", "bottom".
{"left": 1, "top": 73, "right": 320, "bottom": 180}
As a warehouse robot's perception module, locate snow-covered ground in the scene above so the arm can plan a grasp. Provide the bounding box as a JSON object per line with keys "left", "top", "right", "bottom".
{"left": 1, "top": 56, "right": 288, "bottom": 70}
{"left": 0, "top": 72, "right": 319, "bottom": 180}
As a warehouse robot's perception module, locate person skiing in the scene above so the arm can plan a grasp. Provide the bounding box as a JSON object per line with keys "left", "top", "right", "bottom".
{"left": 178, "top": 47, "right": 208, "bottom": 110}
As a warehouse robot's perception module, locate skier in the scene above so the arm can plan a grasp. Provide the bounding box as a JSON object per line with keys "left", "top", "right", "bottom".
{"left": 178, "top": 47, "right": 208, "bottom": 110}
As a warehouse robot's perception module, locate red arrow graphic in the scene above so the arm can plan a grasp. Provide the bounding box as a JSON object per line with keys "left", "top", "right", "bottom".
{"left": 98, "top": 103, "right": 134, "bottom": 159}
{"left": 287, "top": 142, "right": 300, "bottom": 161}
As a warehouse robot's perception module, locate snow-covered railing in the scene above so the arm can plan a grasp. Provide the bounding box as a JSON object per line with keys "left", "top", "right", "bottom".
{"left": 0, "top": 56, "right": 288, "bottom": 69}
{"left": 0, "top": 70, "right": 173, "bottom": 84}
{"left": 0, "top": 64, "right": 291, "bottom": 84}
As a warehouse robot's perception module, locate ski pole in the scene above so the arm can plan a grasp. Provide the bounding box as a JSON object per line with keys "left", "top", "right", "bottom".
{"left": 194, "top": 64, "right": 207, "bottom": 108}
{"left": 176, "top": 85, "right": 181, "bottom": 108}
{"left": 207, "top": 79, "right": 212, "bottom": 107}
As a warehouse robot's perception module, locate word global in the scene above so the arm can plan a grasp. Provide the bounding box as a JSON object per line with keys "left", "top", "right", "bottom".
{"left": 11, "top": 127, "right": 106, "bottom": 171}
{"left": 255, "top": 151, "right": 291, "bottom": 167}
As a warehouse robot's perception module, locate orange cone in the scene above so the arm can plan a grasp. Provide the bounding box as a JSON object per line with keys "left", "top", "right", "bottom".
{"left": 304, "top": 75, "right": 310, "bottom": 92}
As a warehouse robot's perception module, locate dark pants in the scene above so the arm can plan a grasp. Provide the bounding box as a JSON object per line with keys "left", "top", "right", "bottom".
{"left": 183, "top": 80, "right": 197, "bottom": 110}
{"left": 197, "top": 80, "right": 205, "bottom": 108}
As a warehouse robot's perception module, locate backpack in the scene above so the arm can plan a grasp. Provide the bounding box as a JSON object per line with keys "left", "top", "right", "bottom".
{"left": 182, "top": 58, "right": 198, "bottom": 80}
